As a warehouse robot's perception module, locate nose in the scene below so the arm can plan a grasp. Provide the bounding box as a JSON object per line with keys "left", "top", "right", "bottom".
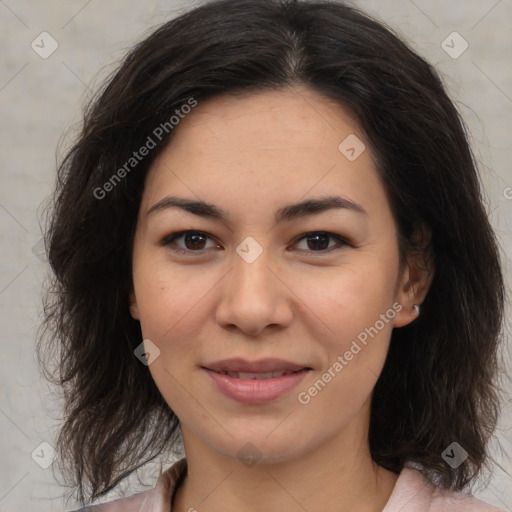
{"left": 215, "top": 247, "right": 293, "bottom": 337}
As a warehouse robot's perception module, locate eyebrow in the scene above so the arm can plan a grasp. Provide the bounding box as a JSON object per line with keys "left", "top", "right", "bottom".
{"left": 147, "top": 195, "right": 367, "bottom": 224}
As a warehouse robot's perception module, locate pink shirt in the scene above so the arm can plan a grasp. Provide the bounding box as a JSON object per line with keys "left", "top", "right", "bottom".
{"left": 71, "top": 458, "right": 506, "bottom": 512}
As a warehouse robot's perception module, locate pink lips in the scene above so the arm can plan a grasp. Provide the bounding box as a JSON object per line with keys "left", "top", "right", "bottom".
{"left": 202, "top": 358, "right": 311, "bottom": 404}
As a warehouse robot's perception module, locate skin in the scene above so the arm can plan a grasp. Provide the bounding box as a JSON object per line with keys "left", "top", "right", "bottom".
{"left": 129, "top": 85, "right": 432, "bottom": 512}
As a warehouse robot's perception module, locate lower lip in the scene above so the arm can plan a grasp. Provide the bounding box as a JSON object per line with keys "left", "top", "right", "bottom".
{"left": 204, "top": 368, "right": 310, "bottom": 404}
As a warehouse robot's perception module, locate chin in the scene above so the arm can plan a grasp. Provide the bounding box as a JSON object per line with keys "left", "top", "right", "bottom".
{"left": 199, "top": 424, "right": 315, "bottom": 467}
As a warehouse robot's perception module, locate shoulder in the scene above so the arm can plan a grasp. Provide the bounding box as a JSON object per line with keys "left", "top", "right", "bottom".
{"left": 383, "top": 464, "right": 506, "bottom": 512}
{"left": 68, "top": 458, "right": 188, "bottom": 512}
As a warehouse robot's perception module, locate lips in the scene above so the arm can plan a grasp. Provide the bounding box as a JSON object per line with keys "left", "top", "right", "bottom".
{"left": 204, "top": 368, "right": 310, "bottom": 404}
{"left": 202, "top": 358, "right": 312, "bottom": 404}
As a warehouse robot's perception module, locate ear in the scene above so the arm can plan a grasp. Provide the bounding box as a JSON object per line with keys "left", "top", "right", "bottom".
{"left": 128, "top": 291, "right": 140, "bottom": 320}
{"left": 393, "top": 223, "right": 434, "bottom": 328}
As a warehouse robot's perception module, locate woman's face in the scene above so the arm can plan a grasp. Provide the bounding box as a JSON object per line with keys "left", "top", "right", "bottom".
{"left": 130, "top": 86, "right": 417, "bottom": 464}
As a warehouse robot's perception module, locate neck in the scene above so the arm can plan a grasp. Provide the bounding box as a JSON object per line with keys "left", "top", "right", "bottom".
{"left": 172, "top": 422, "right": 398, "bottom": 512}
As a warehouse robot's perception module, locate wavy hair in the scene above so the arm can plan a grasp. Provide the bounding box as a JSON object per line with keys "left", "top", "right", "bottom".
{"left": 38, "top": 0, "right": 506, "bottom": 505}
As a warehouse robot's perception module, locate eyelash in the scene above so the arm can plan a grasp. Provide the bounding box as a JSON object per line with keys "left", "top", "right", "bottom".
{"left": 160, "top": 230, "right": 351, "bottom": 256}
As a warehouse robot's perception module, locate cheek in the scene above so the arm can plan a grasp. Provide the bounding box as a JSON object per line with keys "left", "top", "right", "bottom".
{"left": 295, "top": 259, "right": 397, "bottom": 404}
{"left": 298, "top": 261, "right": 396, "bottom": 342}
{"left": 133, "top": 262, "right": 205, "bottom": 411}
{"left": 298, "top": 282, "right": 394, "bottom": 421}
{"left": 133, "top": 258, "right": 206, "bottom": 339}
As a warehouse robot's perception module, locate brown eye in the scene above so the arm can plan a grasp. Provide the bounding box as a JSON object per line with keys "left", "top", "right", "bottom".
{"left": 160, "top": 230, "right": 350, "bottom": 256}
{"left": 161, "top": 230, "right": 220, "bottom": 254}
{"left": 292, "top": 232, "right": 349, "bottom": 254}
{"left": 182, "top": 232, "right": 207, "bottom": 250}
{"left": 305, "top": 233, "right": 330, "bottom": 250}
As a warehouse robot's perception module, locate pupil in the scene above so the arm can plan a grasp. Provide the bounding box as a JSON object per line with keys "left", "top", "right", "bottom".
{"left": 308, "top": 233, "right": 329, "bottom": 250}
{"left": 186, "top": 233, "right": 206, "bottom": 250}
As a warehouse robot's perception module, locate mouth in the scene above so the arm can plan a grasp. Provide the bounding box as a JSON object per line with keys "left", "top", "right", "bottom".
{"left": 201, "top": 358, "right": 312, "bottom": 404}
{"left": 207, "top": 369, "right": 308, "bottom": 379}
{"left": 202, "top": 357, "right": 312, "bottom": 374}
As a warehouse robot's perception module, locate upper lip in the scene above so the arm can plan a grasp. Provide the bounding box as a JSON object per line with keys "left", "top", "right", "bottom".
{"left": 203, "top": 358, "right": 311, "bottom": 373}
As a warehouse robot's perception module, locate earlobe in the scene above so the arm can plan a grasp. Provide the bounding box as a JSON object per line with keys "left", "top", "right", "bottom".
{"left": 393, "top": 271, "right": 430, "bottom": 328}
{"left": 128, "top": 292, "right": 140, "bottom": 320}
{"left": 393, "top": 269, "right": 419, "bottom": 328}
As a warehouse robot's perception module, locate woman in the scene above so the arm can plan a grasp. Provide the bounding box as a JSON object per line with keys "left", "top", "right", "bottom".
{"left": 38, "top": 0, "right": 507, "bottom": 510}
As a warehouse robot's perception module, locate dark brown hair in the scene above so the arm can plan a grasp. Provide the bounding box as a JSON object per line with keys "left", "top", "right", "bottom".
{"left": 38, "top": 0, "right": 506, "bottom": 506}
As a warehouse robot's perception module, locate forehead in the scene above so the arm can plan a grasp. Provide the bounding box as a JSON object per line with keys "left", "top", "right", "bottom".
{"left": 169, "top": 86, "right": 363, "bottom": 151}
{"left": 140, "top": 87, "right": 387, "bottom": 227}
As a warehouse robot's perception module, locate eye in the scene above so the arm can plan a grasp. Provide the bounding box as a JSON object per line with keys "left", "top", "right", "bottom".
{"left": 160, "top": 230, "right": 350, "bottom": 255}
{"left": 160, "top": 230, "right": 220, "bottom": 254}
{"left": 291, "top": 231, "right": 350, "bottom": 254}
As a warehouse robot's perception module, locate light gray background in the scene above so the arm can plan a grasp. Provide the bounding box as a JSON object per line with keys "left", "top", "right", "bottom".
{"left": 1, "top": 1, "right": 511, "bottom": 511}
